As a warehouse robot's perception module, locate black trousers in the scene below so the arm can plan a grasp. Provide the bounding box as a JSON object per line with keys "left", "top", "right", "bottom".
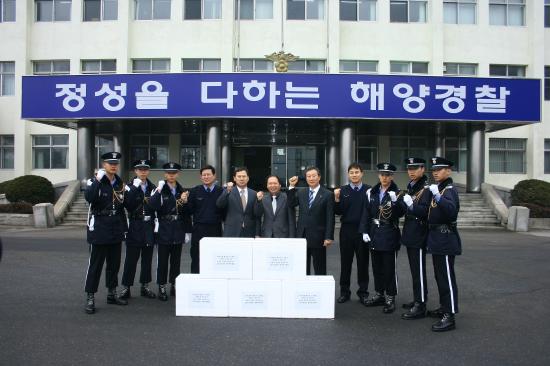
{"left": 432, "top": 254, "right": 458, "bottom": 314}
{"left": 191, "top": 223, "right": 222, "bottom": 274}
{"left": 156, "top": 244, "right": 183, "bottom": 285}
{"left": 306, "top": 247, "right": 327, "bottom": 275}
{"left": 339, "top": 224, "right": 369, "bottom": 296}
{"left": 406, "top": 246, "right": 428, "bottom": 303}
{"left": 85, "top": 243, "right": 121, "bottom": 293}
{"left": 121, "top": 245, "right": 154, "bottom": 286}
{"left": 371, "top": 250, "right": 398, "bottom": 296}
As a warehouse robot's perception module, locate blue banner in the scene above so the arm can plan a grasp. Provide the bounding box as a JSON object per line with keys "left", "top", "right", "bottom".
{"left": 21, "top": 73, "right": 541, "bottom": 122}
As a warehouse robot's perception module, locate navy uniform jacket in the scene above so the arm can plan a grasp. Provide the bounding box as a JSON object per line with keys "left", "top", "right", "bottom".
{"left": 426, "top": 178, "right": 462, "bottom": 256}
{"left": 85, "top": 174, "right": 128, "bottom": 245}
{"left": 334, "top": 183, "right": 371, "bottom": 227}
{"left": 398, "top": 175, "right": 430, "bottom": 249}
{"left": 124, "top": 178, "right": 156, "bottom": 247}
{"left": 287, "top": 186, "right": 335, "bottom": 248}
{"left": 149, "top": 181, "right": 192, "bottom": 245}
{"left": 358, "top": 181, "right": 406, "bottom": 252}
{"left": 184, "top": 184, "right": 224, "bottom": 226}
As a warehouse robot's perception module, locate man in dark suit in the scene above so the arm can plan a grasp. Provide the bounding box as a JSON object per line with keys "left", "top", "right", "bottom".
{"left": 288, "top": 167, "right": 335, "bottom": 275}
{"left": 216, "top": 167, "right": 260, "bottom": 238}
{"left": 254, "top": 175, "right": 296, "bottom": 238}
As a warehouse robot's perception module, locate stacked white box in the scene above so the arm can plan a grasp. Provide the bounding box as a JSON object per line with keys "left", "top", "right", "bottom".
{"left": 199, "top": 238, "right": 254, "bottom": 279}
{"left": 175, "top": 274, "right": 228, "bottom": 317}
{"left": 282, "top": 276, "right": 335, "bottom": 319}
{"left": 252, "top": 238, "right": 307, "bottom": 280}
{"left": 228, "top": 280, "right": 282, "bottom": 318}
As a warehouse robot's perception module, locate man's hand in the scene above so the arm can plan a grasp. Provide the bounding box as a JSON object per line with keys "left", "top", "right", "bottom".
{"left": 323, "top": 239, "right": 333, "bottom": 247}
{"left": 288, "top": 176, "right": 298, "bottom": 187}
{"left": 157, "top": 180, "right": 165, "bottom": 192}
{"left": 334, "top": 188, "right": 341, "bottom": 202}
{"left": 403, "top": 194, "right": 413, "bottom": 207}
{"left": 429, "top": 184, "right": 440, "bottom": 196}
{"left": 389, "top": 191, "right": 397, "bottom": 202}
{"left": 257, "top": 191, "right": 264, "bottom": 201}
{"left": 96, "top": 169, "right": 106, "bottom": 181}
{"left": 181, "top": 191, "right": 189, "bottom": 203}
{"left": 362, "top": 233, "right": 371, "bottom": 243}
{"left": 225, "top": 182, "right": 234, "bottom": 192}
{"left": 133, "top": 178, "right": 141, "bottom": 188}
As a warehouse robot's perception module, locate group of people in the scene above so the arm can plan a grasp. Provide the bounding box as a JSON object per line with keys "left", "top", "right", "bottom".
{"left": 83, "top": 151, "right": 461, "bottom": 332}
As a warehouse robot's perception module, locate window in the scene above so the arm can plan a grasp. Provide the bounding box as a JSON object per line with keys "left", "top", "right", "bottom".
{"left": 32, "top": 135, "right": 69, "bottom": 169}
{"left": 234, "top": 58, "right": 273, "bottom": 72}
{"left": 94, "top": 136, "right": 114, "bottom": 168}
{"left": 489, "top": 0, "right": 524, "bottom": 26}
{"left": 390, "top": 61, "right": 428, "bottom": 74}
{"left": 339, "top": 60, "right": 378, "bottom": 73}
{"left": 35, "top": 0, "right": 71, "bottom": 21}
{"left": 545, "top": 139, "right": 550, "bottom": 174}
{"left": 546, "top": 0, "right": 550, "bottom": 28}
{"left": 287, "top": 59, "right": 325, "bottom": 73}
{"left": 132, "top": 59, "right": 170, "bottom": 73}
{"left": 489, "top": 138, "right": 526, "bottom": 174}
{"left": 81, "top": 59, "right": 116, "bottom": 74}
{"left": 445, "top": 136, "right": 467, "bottom": 172}
{"left": 0, "top": 135, "right": 14, "bottom": 169}
{"left": 184, "top": 0, "right": 222, "bottom": 19}
{"left": 135, "top": 0, "right": 170, "bottom": 20}
{"left": 444, "top": 62, "right": 477, "bottom": 76}
{"left": 443, "top": 0, "right": 475, "bottom": 24}
{"left": 0, "top": 62, "right": 15, "bottom": 96}
{"left": 390, "top": 0, "right": 426, "bottom": 23}
{"left": 235, "top": 0, "right": 272, "bottom": 19}
{"left": 0, "top": 0, "right": 15, "bottom": 22}
{"left": 33, "top": 60, "right": 70, "bottom": 75}
{"left": 545, "top": 66, "right": 550, "bottom": 101}
{"left": 180, "top": 124, "right": 204, "bottom": 169}
{"left": 357, "top": 135, "right": 377, "bottom": 171}
{"left": 340, "top": 0, "right": 376, "bottom": 21}
{"left": 489, "top": 64, "right": 526, "bottom": 77}
{"left": 83, "top": 0, "right": 118, "bottom": 21}
{"left": 390, "top": 136, "right": 434, "bottom": 171}
{"left": 130, "top": 135, "right": 169, "bottom": 169}
{"left": 287, "top": 0, "right": 324, "bottom": 20}
{"left": 182, "top": 58, "right": 221, "bottom": 72}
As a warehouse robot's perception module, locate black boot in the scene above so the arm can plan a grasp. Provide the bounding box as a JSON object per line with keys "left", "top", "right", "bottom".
{"left": 119, "top": 286, "right": 131, "bottom": 299}
{"left": 107, "top": 288, "right": 128, "bottom": 305}
{"left": 401, "top": 302, "right": 426, "bottom": 320}
{"left": 431, "top": 313, "right": 456, "bottom": 332}
{"left": 427, "top": 306, "right": 445, "bottom": 318}
{"left": 402, "top": 301, "right": 415, "bottom": 309}
{"left": 141, "top": 284, "right": 156, "bottom": 299}
{"left": 383, "top": 295, "right": 396, "bottom": 314}
{"left": 158, "top": 285, "right": 168, "bottom": 301}
{"left": 363, "top": 292, "right": 385, "bottom": 307}
{"left": 85, "top": 293, "right": 95, "bottom": 314}
{"left": 170, "top": 284, "right": 176, "bottom": 297}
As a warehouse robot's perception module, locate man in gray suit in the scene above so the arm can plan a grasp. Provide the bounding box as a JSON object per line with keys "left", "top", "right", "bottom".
{"left": 254, "top": 175, "right": 296, "bottom": 238}
{"left": 216, "top": 167, "right": 260, "bottom": 238}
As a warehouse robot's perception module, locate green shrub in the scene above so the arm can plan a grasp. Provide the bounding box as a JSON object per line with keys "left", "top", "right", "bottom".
{"left": 511, "top": 179, "right": 550, "bottom": 218}
{"left": 0, "top": 202, "right": 33, "bottom": 214}
{"left": 3, "top": 175, "right": 55, "bottom": 205}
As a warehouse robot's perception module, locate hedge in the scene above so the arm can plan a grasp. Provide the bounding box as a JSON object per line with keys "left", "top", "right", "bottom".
{"left": 0, "top": 175, "right": 55, "bottom": 205}
{"left": 511, "top": 179, "right": 550, "bottom": 218}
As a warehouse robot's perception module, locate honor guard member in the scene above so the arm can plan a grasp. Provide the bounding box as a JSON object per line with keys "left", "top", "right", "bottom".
{"left": 333, "top": 163, "right": 371, "bottom": 304}
{"left": 119, "top": 160, "right": 157, "bottom": 300}
{"left": 84, "top": 152, "right": 128, "bottom": 314}
{"left": 181, "top": 165, "right": 223, "bottom": 273}
{"left": 398, "top": 157, "right": 431, "bottom": 320}
{"left": 426, "top": 157, "right": 461, "bottom": 332}
{"left": 149, "top": 162, "right": 192, "bottom": 301}
{"left": 359, "top": 163, "right": 406, "bottom": 314}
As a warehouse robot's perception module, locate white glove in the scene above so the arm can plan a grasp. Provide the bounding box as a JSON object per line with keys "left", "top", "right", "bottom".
{"left": 96, "top": 169, "right": 105, "bottom": 181}
{"left": 403, "top": 194, "right": 413, "bottom": 207}
{"left": 389, "top": 191, "right": 397, "bottom": 202}
{"left": 185, "top": 233, "right": 192, "bottom": 244}
{"left": 157, "top": 180, "right": 165, "bottom": 192}
{"left": 429, "top": 184, "right": 439, "bottom": 196}
{"left": 133, "top": 178, "right": 141, "bottom": 188}
{"left": 124, "top": 185, "right": 130, "bottom": 192}
{"left": 362, "top": 233, "right": 371, "bottom": 243}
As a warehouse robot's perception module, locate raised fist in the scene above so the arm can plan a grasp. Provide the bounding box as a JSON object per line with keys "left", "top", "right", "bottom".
{"left": 403, "top": 194, "right": 413, "bottom": 207}
{"left": 388, "top": 191, "right": 397, "bottom": 202}
{"left": 288, "top": 176, "right": 299, "bottom": 187}
{"left": 334, "top": 188, "right": 341, "bottom": 201}
{"left": 257, "top": 191, "right": 264, "bottom": 201}
{"left": 96, "top": 169, "right": 106, "bottom": 181}
{"left": 225, "top": 182, "right": 234, "bottom": 192}
{"left": 181, "top": 191, "right": 189, "bottom": 203}
{"left": 429, "top": 184, "right": 439, "bottom": 196}
{"left": 157, "top": 180, "right": 165, "bottom": 192}
{"left": 133, "top": 178, "right": 141, "bottom": 188}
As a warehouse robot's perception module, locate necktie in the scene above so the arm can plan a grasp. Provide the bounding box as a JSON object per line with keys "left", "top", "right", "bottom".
{"left": 240, "top": 189, "right": 247, "bottom": 210}
{"left": 308, "top": 189, "right": 314, "bottom": 208}
{"left": 272, "top": 196, "right": 277, "bottom": 215}
{"left": 206, "top": 187, "right": 211, "bottom": 193}
{"left": 354, "top": 186, "right": 359, "bottom": 192}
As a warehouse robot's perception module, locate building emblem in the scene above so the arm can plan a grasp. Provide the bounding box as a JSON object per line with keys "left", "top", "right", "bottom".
{"left": 265, "top": 51, "right": 300, "bottom": 73}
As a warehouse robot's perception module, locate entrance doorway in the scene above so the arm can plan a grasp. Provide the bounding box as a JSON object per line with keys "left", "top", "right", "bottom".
{"left": 231, "top": 147, "right": 272, "bottom": 191}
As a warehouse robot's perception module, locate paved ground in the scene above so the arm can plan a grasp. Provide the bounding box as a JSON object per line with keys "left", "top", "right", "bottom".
{"left": 0, "top": 227, "right": 549, "bottom": 366}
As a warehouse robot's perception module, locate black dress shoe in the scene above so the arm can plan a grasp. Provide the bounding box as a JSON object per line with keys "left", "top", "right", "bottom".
{"left": 85, "top": 293, "right": 95, "bottom": 314}
{"left": 119, "top": 286, "right": 131, "bottom": 299}
{"left": 170, "top": 285, "right": 176, "bottom": 297}
{"left": 431, "top": 313, "right": 456, "bottom": 332}
{"left": 158, "top": 285, "right": 168, "bottom": 301}
{"left": 107, "top": 288, "right": 128, "bottom": 305}
{"left": 402, "top": 301, "right": 415, "bottom": 309}
{"left": 427, "top": 307, "right": 445, "bottom": 318}
{"left": 358, "top": 294, "right": 370, "bottom": 305}
{"left": 401, "top": 302, "right": 426, "bottom": 320}
{"left": 364, "top": 292, "right": 385, "bottom": 307}
{"left": 383, "top": 296, "right": 396, "bottom": 314}
{"left": 337, "top": 294, "right": 351, "bottom": 304}
{"left": 141, "top": 284, "right": 156, "bottom": 299}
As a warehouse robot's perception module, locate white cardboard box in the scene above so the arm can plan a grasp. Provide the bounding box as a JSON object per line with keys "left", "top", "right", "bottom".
{"left": 199, "top": 238, "right": 254, "bottom": 279}
{"left": 252, "top": 238, "right": 307, "bottom": 280}
{"left": 175, "top": 274, "right": 228, "bottom": 317}
{"left": 228, "top": 279, "right": 282, "bottom": 318}
{"left": 282, "top": 276, "right": 335, "bottom": 319}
